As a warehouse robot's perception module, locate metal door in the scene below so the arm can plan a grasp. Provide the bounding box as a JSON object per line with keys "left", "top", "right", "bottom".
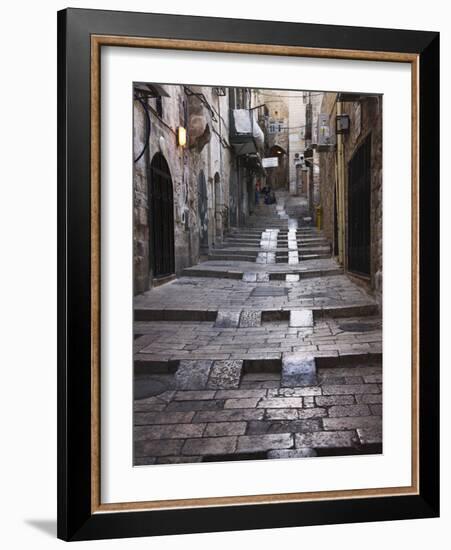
{"left": 198, "top": 171, "right": 209, "bottom": 250}
{"left": 348, "top": 134, "right": 371, "bottom": 276}
{"left": 149, "top": 153, "right": 175, "bottom": 278}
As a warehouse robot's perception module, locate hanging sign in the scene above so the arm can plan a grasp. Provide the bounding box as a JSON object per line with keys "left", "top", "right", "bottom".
{"left": 262, "top": 157, "right": 279, "bottom": 168}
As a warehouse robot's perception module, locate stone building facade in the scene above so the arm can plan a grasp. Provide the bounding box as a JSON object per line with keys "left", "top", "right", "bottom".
{"left": 318, "top": 92, "right": 383, "bottom": 304}
{"left": 133, "top": 84, "right": 265, "bottom": 295}
{"left": 257, "top": 90, "right": 289, "bottom": 189}
{"left": 288, "top": 91, "right": 323, "bottom": 203}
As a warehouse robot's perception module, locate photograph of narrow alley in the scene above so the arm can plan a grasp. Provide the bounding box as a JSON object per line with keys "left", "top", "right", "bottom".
{"left": 133, "top": 84, "right": 383, "bottom": 465}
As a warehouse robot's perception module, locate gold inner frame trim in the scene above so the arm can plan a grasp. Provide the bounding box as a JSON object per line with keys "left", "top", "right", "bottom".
{"left": 90, "top": 34, "right": 420, "bottom": 514}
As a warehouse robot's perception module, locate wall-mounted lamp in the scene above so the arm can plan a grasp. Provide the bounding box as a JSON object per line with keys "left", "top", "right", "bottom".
{"left": 177, "top": 126, "right": 187, "bottom": 147}
{"left": 336, "top": 114, "right": 350, "bottom": 134}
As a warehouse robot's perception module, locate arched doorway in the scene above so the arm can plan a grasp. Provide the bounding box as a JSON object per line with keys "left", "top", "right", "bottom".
{"left": 269, "top": 145, "right": 286, "bottom": 157}
{"left": 148, "top": 153, "right": 175, "bottom": 278}
{"left": 198, "top": 170, "right": 209, "bottom": 251}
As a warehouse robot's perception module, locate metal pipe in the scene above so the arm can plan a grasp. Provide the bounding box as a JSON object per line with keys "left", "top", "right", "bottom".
{"left": 336, "top": 99, "right": 346, "bottom": 266}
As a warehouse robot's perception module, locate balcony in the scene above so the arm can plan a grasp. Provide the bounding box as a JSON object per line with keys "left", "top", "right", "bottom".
{"left": 229, "top": 109, "right": 265, "bottom": 156}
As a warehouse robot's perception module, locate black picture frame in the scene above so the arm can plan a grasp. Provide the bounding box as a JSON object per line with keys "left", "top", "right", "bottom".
{"left": 57, "top": 8, "right": 439, "bottom": 541}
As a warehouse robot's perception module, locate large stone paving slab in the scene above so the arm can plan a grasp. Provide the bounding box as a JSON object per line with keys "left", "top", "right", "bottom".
{"left": 290, "top": 309, "right": 313, "bottom": 327}
{"left": 237, "top": 434, "right": 293, "bottom": 453}
{"left": 207, "top": 360, "right": 243, "bottom": 389}
{"left": 134, "top": 315, "right": 382, "bottom": 363}
{"left": 133, "top": 361, "right": 382, "bottom": 463}
{"left": 175, "top": 360, "right": 212, "bottom": 390}
{"left": 267, "top": 448, "right": 317, "bottom": 459}
{"left": 215, "top": 310, "right": 241, "bottom": 328}
{"left": 281, "top": 354, "right": 317, "bottom": 387}
{"left": 239, "top": 310, "right": 261, "bottom": 328}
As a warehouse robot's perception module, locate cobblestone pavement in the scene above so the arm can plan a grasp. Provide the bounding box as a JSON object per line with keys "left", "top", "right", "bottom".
{"left": 134, "top": 273, "right": 376, "bottom": 313}
{"left": 134, "top": 193, "right": 382, "bottom": 465}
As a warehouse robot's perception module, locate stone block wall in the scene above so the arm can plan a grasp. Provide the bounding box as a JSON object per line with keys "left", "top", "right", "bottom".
{"left": 133, "top": 84, "right": 234, "bottom": 295}
{"left": 342, "top": 97, "right": 383, "bottom": 303}
{"left": 318, "top": 93, "right": 383, "bottom": 304}
{"left": 319, "top": 93, "right": 338, "bottom": 251}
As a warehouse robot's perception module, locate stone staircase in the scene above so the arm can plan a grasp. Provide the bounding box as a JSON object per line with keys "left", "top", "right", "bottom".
{"left": 133, "top": 192, "right": 382, "bottom": 465}
{"left": 207, "top": 201, "right": 331, "bottom": 264}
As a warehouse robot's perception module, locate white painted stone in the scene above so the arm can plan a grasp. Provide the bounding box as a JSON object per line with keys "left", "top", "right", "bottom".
{"left": 215, "top": 310, "right": 241, "bottom": 328}
{"left": 242, "top": 272, "right": 257, "bottom": 282}
{"left": 288, "top": 251, "right": 299, "bottom": 264}
{"left": 290, "top": 309, "right": 313, "bottom": 327}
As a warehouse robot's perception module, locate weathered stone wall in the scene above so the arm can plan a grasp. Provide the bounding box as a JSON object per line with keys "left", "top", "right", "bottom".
{"left": 287, "top": 92, "right": 304, "bottom": 194}
{"left": 288, "top": 92, "right": 324, "bottom": 196}
{"left": 319, "top": 93, "right": 338, "bottom": 249}
{"left": 133, "top": 86, "right": 186, "bottom": 294}
{"left": 342, "top": 97, "right": 383, "bottom": 302}
{"left": 133, "top": 85, "right": 233, "bottom": 294}
{"left": 133, "top": 101, "right": 150, "bottom": 294}
{"left": 258, "top": 90, "right": 289, "bottom": 189}
{"left": 318, "top": 93, "right": 383, "bottom": 303}
{"left": 186, "top": 86, "right": 233, "bottom": 253}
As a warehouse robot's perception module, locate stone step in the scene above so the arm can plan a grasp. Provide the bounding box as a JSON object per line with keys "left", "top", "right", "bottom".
{"left": 220, "top": 245, "right": 262, "bottom": 251}
{"left": 211, "top": 246, "right": 330, "bottom": 254}
{"left": 181, "top": 267, "right": 243, "bottom": 279}
{"left": 314, "top": 304, "right": 379, "bottom": 318}
{"left": 275, "top": 252, "right": 331, "bottom": 263}
{"left": 247, "top": 221, "right": 289, "bottom": 225}
{"left": 209, "top": 249, "right": 259, "bottom": 255}
{"left": 182, "top": 267, "right": 344, "bottom": 281}
{"left": 259, "top": 304, "right": 379, "bottom": 322}
{"left": 220, "top": 239, "right": 329, "bottom": 248}
{"left": 134, "top": 308, "right": 217, "bottom": 322}
{"left": 134, "top": 303, "right": 379, "bottom": 325}
{"left": 207, "top": 254, "right": 258, "bottom": 262}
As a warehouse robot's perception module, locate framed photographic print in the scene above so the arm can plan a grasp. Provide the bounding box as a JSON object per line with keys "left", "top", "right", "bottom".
{"left": 57, "top": 8, "right": 439, "bottom": 541}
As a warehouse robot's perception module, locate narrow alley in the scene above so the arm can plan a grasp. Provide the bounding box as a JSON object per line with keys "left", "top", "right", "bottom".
{"left": 134, "top": 191, "right": 382, "bottom": 465}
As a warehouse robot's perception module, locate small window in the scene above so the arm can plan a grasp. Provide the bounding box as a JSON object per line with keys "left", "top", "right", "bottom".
{"left": 269, "top": 120, "right": 284, "bottom": 133}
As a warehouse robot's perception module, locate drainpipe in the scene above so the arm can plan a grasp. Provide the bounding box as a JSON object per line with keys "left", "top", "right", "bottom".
{"left": 336, "top": 99, "right": 346, "bottom": 266}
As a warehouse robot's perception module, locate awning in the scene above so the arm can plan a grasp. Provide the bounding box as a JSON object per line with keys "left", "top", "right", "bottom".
{"left": 232, "top": 109, "right": 265, "bottom": 151}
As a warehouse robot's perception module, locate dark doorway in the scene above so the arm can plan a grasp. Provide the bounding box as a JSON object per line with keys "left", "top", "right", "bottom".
{"left": 348, "top": 134, "right": 371, "bottom": 276}
{"left": 148, "top": 153, "right": 175, "bottom": 279}
{"left": 268, "top": 145, "right": 287, "bottom": 190}
{"left": 229, "top": 169, "right": 238, "bottom": 227}
{"left": 198, "top": 170, "right": 209, "bottom": 251}
{"left": 333, "top": 186, "right": 339, "bottom": 256}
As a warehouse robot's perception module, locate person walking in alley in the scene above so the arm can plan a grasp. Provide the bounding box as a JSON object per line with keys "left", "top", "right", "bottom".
{"left": 262, "top": 183, "right": 270, "bottom": 204}
{"left": 262, "top": 184, "right": 276, "bottom": 205}
{"left": 255, "top": 179, "right": 261, "bottom": 205}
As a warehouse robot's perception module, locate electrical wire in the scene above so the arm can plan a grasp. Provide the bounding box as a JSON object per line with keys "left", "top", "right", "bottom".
{"left": 133, "top": 95, "right": 151, "bottom": 163}
{"left": 184, "top": 86, "right": 218, "bottom": 122}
